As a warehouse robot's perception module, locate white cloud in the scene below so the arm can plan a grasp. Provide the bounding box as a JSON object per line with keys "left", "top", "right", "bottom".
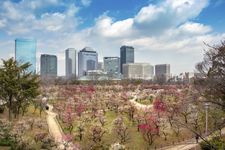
{"left": 38, "top": 13, "right": 66, "bottom": 31}
{"left": 0, "top": 1, "right": 79, "bottom": 35}
{"left": 89, "top": 0, "right": 210, "bottom": 38}
{"left": 2, "top": 1, "right": 23, "bottom": 21}
{"left": 134, "top": 4, "right": 165, "bottom": 25}
{"left": 90, "top": 15, "right": 134, "bottom": 38}
{"left": 178, "top": 22, "right": 212, "bottom": 35}
{"left": 131, "top": 0, "right": 209, "bottom": 35}
{"left": 0, "top": 0, "right": 224, "bottom": 75}
{"left": 81, "top": 0, "right": 92, "bottom": 7}
{"left": 0, "top": 19, "right": 6, "bottom": 28}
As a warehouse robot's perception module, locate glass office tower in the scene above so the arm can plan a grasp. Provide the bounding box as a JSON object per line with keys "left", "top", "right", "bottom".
{"left": 78, "top": 47, "right": 98, "bottom": 77}
{"left": 65, "top": 48, "right": 76, "bottom": 79}
{"left": 155, "top": 64, "right": 171, "bottom": 81}
{"left": 40, "top": 54, "right": 57, "bottom": 78}
{"left": 15, "top": 38, "right": 36, "bottom": 73}
{"left": 120, "top": 46, "right": 134, "bottom": 74}
{"left": 104, "top": 57, "right": 120, "bottom": 75}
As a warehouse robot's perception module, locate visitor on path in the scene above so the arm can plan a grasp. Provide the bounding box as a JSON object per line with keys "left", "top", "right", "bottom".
{"left": 195, "top": 134, "right": 199, "bottom": 143}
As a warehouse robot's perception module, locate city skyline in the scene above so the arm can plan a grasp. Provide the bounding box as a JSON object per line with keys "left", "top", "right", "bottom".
{"left": 0, "top": 0, "right": 225, "bottom": 76}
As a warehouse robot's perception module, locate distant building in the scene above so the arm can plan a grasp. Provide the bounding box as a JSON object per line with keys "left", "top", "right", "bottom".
{"left": 120, "top": 46, "right": 134, "bottom": 74}
{"left": 123, "top": 63, "right": 154, "bottom": 80}
{"left": 65, "top": 48, "right": 76, "bottom": 79}
{"left": 97, "top": 62, "right": 104, "bottom": 71}
{"left": 104, "top": 57, "right": 120, "bottom": 78}
{"left": 183, "top": 72, "right": 195, "bottom": 83}
{"left": 155, "top": 64, "right": 170, "bottom": 82}
{"left": 40, "top": 54, "right": 57, "bottom": 78}
{"left": 79, "top": 70, "right": 108, "bottom": 81}
{"left": 15, "top": 38, "right": 36, "bottom": 73}
{"left": 78, "top": 47, "right": 98, "bottom": 77}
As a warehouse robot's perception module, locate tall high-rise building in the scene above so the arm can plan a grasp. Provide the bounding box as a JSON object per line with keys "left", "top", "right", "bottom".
{"left": 15, "top": 38, "right": 36, "bottom": 73}
{"left": 78, "top": 47, "right": 98, "bottom": 77}
{"left": 40, "top": 54, "right": 57, "bottom": 78}
{"left": 104, "top": 57, "right": 120, "bottom": 76}
{"left": 65, "top": 48, "right": 76, "bottom": 79}
{"left": 123, "top": 63, "right": 154, "bottom": 80}
{"left": 97, "top": 62, "right": 104, "bottom": 71}
{"left": 155, "top": 64, "right": 170, "bottom": 82}
{"left": 120, "top": 46, "right": 134, "bottom": 74}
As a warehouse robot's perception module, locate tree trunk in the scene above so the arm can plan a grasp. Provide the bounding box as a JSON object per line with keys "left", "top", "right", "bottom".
{"left": 8, "top": 95, "right": 12, "bottom": 121}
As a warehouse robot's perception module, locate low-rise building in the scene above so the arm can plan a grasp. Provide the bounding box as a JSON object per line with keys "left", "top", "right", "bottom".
{"left": 123, "top": 63, "right": 154, "bottom": 80}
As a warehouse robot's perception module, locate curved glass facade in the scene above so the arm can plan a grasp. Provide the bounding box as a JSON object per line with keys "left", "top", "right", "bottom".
{"left": 104, "top": 57, "right": 120, "bottom": 75}
{"left": 78, "top": 47, "right": 98, "bottom": 77}
{"left": 15, "top": 39, "right": 36, "bottom": 73}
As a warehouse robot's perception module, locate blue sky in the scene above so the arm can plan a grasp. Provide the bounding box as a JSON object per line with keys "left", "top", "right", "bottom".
{"left": 0, "top": 0, "right": 225, "bottom": 76}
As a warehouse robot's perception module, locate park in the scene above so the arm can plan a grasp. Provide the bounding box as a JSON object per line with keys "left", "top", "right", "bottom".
{"left": 0, "top": 41, "right": 225, "bottom": 150}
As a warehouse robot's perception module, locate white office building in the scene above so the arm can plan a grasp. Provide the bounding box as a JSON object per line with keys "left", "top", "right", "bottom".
{"left": 123, "top": 63, "right": 154, "bottom": 80}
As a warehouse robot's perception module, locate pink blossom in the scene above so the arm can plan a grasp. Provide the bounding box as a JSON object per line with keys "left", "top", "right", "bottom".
{"left": 63, "top": 134, "right": 73, "bottom": 143}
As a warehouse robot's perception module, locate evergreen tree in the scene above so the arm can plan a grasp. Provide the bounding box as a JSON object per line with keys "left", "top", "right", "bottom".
{"left": 0, "top": 58, "right": 40, "bottom": 120}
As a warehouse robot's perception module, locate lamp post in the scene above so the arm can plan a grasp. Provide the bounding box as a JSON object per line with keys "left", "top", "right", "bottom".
{"left": 205, "top": 103, "right": 210, "bottom": 136}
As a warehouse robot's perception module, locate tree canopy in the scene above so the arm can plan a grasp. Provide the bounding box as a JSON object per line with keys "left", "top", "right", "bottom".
{"left": 0, "top": 58, "right": 40, "bottom": 120}
{"left": 195, "top": 41, "right": 225, "bottom": 108}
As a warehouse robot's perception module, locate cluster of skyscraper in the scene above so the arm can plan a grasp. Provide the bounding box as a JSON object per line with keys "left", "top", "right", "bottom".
{"left": 14, "top": 38, "right": 171, "bottom": 81}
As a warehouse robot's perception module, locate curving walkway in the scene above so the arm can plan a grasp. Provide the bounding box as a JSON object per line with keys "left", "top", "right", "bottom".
{"left": 46, "top": 104, "right": 64, "bottom": 143}
{"left": 158, "top": 121, "right": 225, "bottom": 150}
{"left": 129, "top": 85, "right": 153, "bottom": 110}
{"left": 129, "top": 86, "right": 225, "bottom": 150}
{"left": 46, "top": 104, "right": 75, "bottom": 150}
{"left": 129, "top": 94, "right": 153, "bottom": 110}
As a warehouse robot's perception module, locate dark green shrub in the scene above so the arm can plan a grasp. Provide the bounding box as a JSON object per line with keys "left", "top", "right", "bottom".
{"left": 200, "top": 137, "right": 225, "bottom": 150}
{"left": 0, "top": 138, "right": 14, "bottom": 146}
{"left": 0, "top": 106, "right": 4, "bottom": 113}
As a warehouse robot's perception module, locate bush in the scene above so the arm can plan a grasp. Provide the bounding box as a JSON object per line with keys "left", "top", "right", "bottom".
{"left": 0, "top": 138, "right": 14, "bottom": 146}
{"left": 200, "top": 137, "right": 225, "bottom": 150}
{"left": 0, "top": 106, "right": 4, "bottom": 114}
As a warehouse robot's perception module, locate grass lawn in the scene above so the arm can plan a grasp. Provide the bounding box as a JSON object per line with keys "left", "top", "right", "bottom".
{"left": 59, "top": 109, "right": 194, "bottom": 149}
{"left": 0, "top": 104, "right": 49, "bottom": 149}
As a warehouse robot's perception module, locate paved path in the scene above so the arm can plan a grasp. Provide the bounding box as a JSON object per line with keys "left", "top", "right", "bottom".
{"left": 46, "top": 104, "right": 75, "bottom": 150}
{"left": 129, "top": 86, "right": 225, "bottom": 150}
{"left": 46, "top": 104, "right": 64, "bottom": 143}
{"left": 130, "top": 94, "right": 153, "bottom": 110}
{"left": 158, "top": 123, "right": 225, "bottom": 150}
{"left": 129, "top": 86, "right": 153, "bottom": 110}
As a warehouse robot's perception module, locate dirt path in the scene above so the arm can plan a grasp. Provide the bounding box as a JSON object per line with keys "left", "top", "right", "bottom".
{"left": 46, "top": 104, "right": 75, "bottom": 150}
{"left": 158, "top": 124, "right": 225, "bottom": 150}
{"left": 46, "top": 104, "right": 64, "bottom": 143}
{"left": 130, "top": 86, "right": 225, "bottom": 150}
{"left": 129, "top": 85, "right": 153, "bottom": 110}
{"left": 130, "top": 94, "right": 153, "bottom": 110}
